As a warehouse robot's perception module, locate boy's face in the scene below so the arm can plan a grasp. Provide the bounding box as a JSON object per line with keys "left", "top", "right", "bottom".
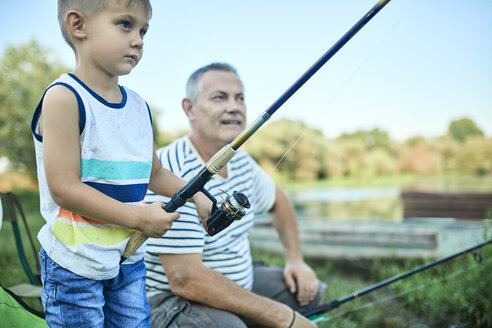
{"left": 189, "top": 70, "right": 246, "bottom": 148}
{"left": 83, "top": 1, "right": 149, "bottom": 76}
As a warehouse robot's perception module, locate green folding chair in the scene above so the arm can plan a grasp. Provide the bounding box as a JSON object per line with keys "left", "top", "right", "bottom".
{"left": 0, "top": 192, "right": 42, "bottom": 298}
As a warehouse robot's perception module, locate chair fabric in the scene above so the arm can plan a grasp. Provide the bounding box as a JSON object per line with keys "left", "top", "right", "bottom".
{"left": 0, "top": 192, "right": 42, "bottom": 298}
{"left": 0, "top": 285, "right": 47, "bottom": 327}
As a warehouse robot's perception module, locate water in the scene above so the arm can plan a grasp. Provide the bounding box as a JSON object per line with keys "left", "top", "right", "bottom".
{"left": 286, "top": 175, "right": 492, "bottom": 222}
{"left": 290, "top": 187, "right": 402, "bottom": 222}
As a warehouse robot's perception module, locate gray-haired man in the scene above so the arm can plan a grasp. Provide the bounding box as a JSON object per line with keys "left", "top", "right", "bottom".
{"left": 144, "top": 63, "right": 326, "bottom": 328}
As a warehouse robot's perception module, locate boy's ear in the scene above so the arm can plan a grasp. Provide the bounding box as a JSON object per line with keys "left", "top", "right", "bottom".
{"left": 65, "top": 10, "right": 87, "bottom": 40}
{"left": 182, "top": 98, "right": 195, "bottom": 120}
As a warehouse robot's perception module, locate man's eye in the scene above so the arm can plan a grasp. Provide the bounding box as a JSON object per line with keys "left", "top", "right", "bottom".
{"left": 213, "top": 95, "right": 224, "bottom": 100}
{"left": 120, "top": 21, "right": 131, "bottom": 30}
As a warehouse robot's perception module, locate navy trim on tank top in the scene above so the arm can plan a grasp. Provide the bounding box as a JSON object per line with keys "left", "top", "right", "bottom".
{"left": 68, "top": 73, "right": 127, "bottom": 108}
{"left": 31, "top": 82, "right": 86, "bottom": 142}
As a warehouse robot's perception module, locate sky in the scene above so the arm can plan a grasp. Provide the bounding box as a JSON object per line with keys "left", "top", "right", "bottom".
{"left": 1, "top": 0, "right": 491, "bottom": 141}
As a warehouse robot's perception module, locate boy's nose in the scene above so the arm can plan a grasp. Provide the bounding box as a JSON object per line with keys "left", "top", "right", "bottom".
{"left": 131, "top": 34, "right": 143, "bottom": 49}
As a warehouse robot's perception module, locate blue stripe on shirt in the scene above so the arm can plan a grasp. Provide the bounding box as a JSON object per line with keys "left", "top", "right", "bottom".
{"left": 84, "top": 181, "right": 148, "bottom": 202}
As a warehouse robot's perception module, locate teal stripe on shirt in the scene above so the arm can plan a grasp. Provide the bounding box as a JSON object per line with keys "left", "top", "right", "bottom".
{"left": 81, "top": 158, "right": 152, "bottom": 180}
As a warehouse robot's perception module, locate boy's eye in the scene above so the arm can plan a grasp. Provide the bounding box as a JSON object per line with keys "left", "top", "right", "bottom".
{"left": 120, "top": 21, "right": 131, "bottom": 30}
{"left": 139, "top": 28, "right": 147, "bottom": 38}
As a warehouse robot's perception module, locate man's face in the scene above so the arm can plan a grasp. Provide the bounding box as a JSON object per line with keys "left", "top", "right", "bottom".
{"left": 188, "top": 70, "right": 246, "bottom": 147}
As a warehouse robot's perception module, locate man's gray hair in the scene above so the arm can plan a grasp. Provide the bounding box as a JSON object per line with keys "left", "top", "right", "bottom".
{"left": 186, "top": 63, "right": 241, "bottom": 102}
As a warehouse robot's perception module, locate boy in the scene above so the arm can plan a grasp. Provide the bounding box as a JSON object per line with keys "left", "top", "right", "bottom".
{"left": 30, "top": 1, "right": 211, "bottom": 327}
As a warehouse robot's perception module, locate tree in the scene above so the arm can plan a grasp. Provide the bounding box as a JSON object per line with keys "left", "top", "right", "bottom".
{"left": 453, "top": 136, "right": 492, "bottom": 175}
{"left": 244, "top": 119, "right": 326, "bottom": 181}
{"left": 0, "top": 40, "right": 68, "bottom": 177}
{"left": 338, "top": 128, "right": 392, "bottom": 151}
{"left": 447, "top": 118, "right": 484, "bottom": 143}
{"left": 397, "top": 140, "right": 436, "bottom": 174}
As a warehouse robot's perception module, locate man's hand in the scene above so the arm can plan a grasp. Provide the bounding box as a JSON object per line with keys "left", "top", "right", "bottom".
{"left": 192, "top": 192, "right": 212, "bottom": 230}
{"left": 284, "top": 260, "right": 320, "bottom": 306}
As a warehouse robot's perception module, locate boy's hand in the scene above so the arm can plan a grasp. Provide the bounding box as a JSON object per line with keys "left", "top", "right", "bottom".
{"left": 192, "top": 192, "right": 212, "bottom": 230}
{"left": 138, "top": 202, "right": 180, "bottom": 238}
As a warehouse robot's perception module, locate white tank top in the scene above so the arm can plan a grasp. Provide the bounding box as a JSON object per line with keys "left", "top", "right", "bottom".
{"left": 31, "top": 73, "right": 153, "bottom": 280}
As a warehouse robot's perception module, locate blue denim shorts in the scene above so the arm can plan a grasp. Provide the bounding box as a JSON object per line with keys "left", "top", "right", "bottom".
{"left": 39, "top": 248, "right": 150, "bottom": 328}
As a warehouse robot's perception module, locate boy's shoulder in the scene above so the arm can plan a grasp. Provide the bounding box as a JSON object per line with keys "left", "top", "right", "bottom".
{"left": 120, "top": 84, "right": 144, "bottom": 100}
{"left": 42, "top": 74, "right": 80, "bottom": 106}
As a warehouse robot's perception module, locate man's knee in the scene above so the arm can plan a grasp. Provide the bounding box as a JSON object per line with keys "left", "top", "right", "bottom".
{"left": 149, "top": 292, "right": 246, "bottom": 328}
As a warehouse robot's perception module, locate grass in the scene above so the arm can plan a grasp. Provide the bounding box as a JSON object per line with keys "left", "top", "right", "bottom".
{"left": 2, "top": 186, "right": 491, "bottom": 326}
{"left": 278, "top": 173, "right": 492, "bottom": 192}
{"left": 252, "top": 247, "right": 492, "bottom": 327}
{"left": 252, "top": 249, "right": 420, "bottom": 327}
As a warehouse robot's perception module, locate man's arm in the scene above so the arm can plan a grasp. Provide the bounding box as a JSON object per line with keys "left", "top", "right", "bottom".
{"left": 160, "top": 253, "right": 315, "bottom": 328}
{"left": 269, "top": 187, "right": 320, "bottom": 306}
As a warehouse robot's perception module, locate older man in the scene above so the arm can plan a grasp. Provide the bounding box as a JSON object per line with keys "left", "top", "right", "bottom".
{"left": 144, "top": 63, "right": 325, "bottom": 328}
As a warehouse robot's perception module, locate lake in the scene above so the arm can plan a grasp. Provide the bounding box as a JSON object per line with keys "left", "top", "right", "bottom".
{"left": 290, "top": 187, "right": 402, "bottom": 222}
{"left": 286, "top": 175, "right": 492, "bottom": 222}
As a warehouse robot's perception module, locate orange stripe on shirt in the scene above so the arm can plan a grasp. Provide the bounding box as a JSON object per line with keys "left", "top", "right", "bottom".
{"left": 58, "top": 201, "right": 146, "bottom": 225}
{"left": 58, "top": 208, "right": 106, "bottom": 225}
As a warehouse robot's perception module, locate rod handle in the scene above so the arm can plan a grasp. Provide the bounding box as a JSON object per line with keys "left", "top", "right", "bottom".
{"left": 206, "top": 144, "right": 236, "bottom": 174}
{"left": 120, "top": 231, "right": 148, "bottom": 264}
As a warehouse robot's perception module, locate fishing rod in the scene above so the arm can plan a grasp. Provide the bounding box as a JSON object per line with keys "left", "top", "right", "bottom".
{"left": 302, "top": 238, "right": 492, "bottom": 321}
{"left": 121, "top": 0, "right": 392, "bottom": 263}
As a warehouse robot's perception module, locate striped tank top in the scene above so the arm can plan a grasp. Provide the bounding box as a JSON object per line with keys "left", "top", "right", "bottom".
{"left": 31, "top": 73, "right": 153, "bottom": 280}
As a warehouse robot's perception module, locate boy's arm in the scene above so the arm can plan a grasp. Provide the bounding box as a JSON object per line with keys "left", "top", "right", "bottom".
{"left": 147, "top": 148, "right": 212, "bottom": 224}
{"left": 147, "top": 146, "right": 188, "bottom": 197}
{"left": 41, "top": 85, "right": 178, "bottom": 237}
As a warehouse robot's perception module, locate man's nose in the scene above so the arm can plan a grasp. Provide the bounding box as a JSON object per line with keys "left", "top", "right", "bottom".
{"left": 225, "top": 99, "right": 245, "bottom": 113}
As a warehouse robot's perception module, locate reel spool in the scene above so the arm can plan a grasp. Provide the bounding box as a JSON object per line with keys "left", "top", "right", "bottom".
{"left": 207, "top": 191, "right": 250, "bottom": 236}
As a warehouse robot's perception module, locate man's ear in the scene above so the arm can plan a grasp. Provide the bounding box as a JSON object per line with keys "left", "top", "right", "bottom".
{"left": 182, "top": 98, "right": 195, "bottom": 120}
{"left": 65, "top": 10, "right": 87, "bottom": 40}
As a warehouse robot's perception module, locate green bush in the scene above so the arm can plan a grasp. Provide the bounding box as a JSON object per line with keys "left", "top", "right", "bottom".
{"left": 375, "top": 238, "right": 492, "bottom": 327}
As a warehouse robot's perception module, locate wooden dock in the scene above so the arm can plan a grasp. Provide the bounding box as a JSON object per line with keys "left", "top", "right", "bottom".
{"left": 401, "top": 191, "right": 492, "bottom": 220}
{"left": 249, "top": 217, "right": 488, "bottom": 259}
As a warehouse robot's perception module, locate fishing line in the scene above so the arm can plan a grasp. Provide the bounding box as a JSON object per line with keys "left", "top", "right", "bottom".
{"left": 273, "top": 134, "right": 304, "bottom": 171}
{"left": 122, "top": 0, "right": 395, "bottom": 262}
{"left": 311, "top": 254, "right": 492, "bottom": 323}
{"left": 270, "top": 0, "right": 420, "bottom": 172}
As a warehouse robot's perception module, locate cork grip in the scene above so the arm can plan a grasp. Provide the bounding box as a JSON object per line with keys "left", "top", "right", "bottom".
{"left": 121, "top": 231, "right": 148, "bottom": 263}
{"left": 206, "top": 144, "right": 236, "bottom": 174}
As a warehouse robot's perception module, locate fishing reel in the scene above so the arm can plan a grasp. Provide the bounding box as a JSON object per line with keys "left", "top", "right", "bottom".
{"left": 205, "top": 191, "right": 250, "bottom": 236}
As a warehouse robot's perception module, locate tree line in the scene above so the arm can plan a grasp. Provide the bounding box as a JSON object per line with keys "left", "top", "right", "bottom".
{"left": 241, "top": 118, "right": 491, "bottom": 181}
{"left": 1, "top": 41, "right": 490, "bottom": 182}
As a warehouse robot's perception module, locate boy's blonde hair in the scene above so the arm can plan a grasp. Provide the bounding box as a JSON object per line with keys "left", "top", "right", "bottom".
{"left": 58, "top": 0, "right": 152, "bottom": 51}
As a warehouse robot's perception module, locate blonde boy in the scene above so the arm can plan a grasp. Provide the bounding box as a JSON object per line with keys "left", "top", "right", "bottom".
{"left": 30, "top": 1, "right": 211, "bottom": 327}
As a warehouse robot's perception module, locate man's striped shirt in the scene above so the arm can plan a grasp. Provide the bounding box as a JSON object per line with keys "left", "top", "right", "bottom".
{"left": 144, "top": 136, "right": 275, "bottom": 296}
